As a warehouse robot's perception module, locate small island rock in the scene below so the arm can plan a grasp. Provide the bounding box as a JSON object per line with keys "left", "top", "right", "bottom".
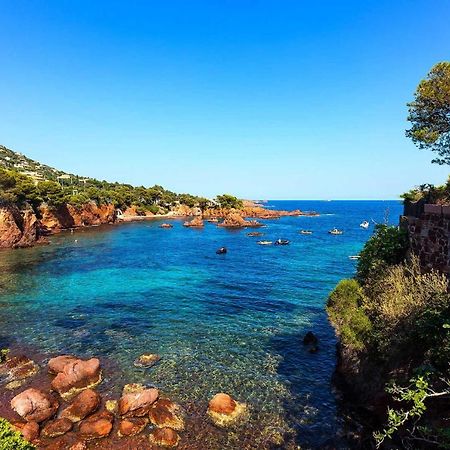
{"left": 207, "top": 393, "right": 247, "bottom": 427}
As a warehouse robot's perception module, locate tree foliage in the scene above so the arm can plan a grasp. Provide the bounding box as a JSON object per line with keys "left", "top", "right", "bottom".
{"left": 357, "top": 224, "right": 409, "bottom": 283}
{"left": 406, "top": 62, "right": 450, "bottom": 164}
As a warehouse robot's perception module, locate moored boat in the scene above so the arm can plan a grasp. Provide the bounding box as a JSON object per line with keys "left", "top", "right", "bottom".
{"left": 329, "top": 228, "right": 343, "bottom": 235}
{"left": 359, "top": 220, "right": 369, "bottom": 229}
{"left": 160, "top": 223, "right": 173, "bottom": 228}
{"left": 299, "top": 230, "right": 313, "bottom": 235}
{"left": 274, "top": 239, "right": 290, "bottom": 245}
{"left": 257, "top": 240, "right": 273, "bottom": 245}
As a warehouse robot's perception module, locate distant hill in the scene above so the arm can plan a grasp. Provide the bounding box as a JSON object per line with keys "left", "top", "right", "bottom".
{"left": 0, "top": 145, "right": 93, "bottom": 186}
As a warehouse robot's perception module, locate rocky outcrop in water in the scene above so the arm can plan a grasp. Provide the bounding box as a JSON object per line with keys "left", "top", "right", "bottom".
{"left": 218, "top": 212, "right": 262, "bottom": 228}
{"left": 11, "top": 388, "right": 59, "bottom": 423}
{"left": 207, "top": 393, "right": 247, "bottom": 427}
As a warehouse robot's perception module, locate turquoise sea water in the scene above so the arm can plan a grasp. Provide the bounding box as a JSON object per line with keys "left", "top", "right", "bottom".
{"left": 0, "top": 200, "right": 402, "bottom": 449}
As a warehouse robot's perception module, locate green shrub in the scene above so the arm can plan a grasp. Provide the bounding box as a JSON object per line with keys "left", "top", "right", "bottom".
{"left": 0, "top": 418, "right": 35, "bottom": 450}
{"left": 327, "top": 279, "right": 372, "bottom": 351}
{"left": 357, "top": 224, "right": 409, "bottom": 283}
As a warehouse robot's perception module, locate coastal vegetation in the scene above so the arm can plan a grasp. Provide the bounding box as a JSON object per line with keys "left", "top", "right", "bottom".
{"left": 0, "top": 418, "right": 35, "bottom": 450}
{"left": 0, "top": 146, "right": 240, "bottom": 215}
{"left": 327, "top": 226, "right": 450, "bottom": 448}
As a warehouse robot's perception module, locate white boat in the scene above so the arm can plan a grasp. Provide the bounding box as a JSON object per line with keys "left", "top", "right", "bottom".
{"left": 349, "top": 255, "right": 360, "bottom": 260}
{"left": 360, "top": 220, "right": 369, "bottom": 229}
{"left": 257, "top": 240, "right": 273, "bottom": 245}
{"left": 329, "top": 228, "right": 343, "bottom": 235}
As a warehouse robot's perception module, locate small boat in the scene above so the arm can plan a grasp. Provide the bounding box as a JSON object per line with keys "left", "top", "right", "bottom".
{"left": 360, "top": 220, "right": 369, "bottom": 229}
{"left": 216, "top": 247, "right": 227, "bottom": 254}
{"left": 349, "top": 255, "right": 360, "bottom": 260}
{"left": 299, "top": 230, "right": 313, "bottom": 235}
{"left": 207, "top": 218, "right": 219, "bottom": 223}
{"left": 274, "top": 239, "right": 290, "bottom": 245}
{"left": 329, "top": 228, "right": 343, "bottom": 235}
{"left": 160, "top": 223, "right": 173, "bottom": 228}
{"left": 257, "top": 240, "right": 273, "bottom": 245}
{"left": 247, "top": 231, "right": 264, "bottom": 237}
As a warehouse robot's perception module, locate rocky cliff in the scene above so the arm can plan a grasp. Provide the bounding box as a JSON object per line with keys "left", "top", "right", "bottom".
{"left": 0, "top": 206, "right": 46, "bottom": 249}
{"left": 0, "top": 202, "right": 116, "bottom": 249}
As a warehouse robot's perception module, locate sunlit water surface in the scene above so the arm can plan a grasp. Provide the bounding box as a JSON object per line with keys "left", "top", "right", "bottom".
{"left": 0, "top": 200, "right": 402, "bottom": 449}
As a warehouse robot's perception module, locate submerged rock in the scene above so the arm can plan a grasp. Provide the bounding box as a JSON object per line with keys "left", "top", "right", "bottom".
{"left": 41, "top": 418, "right": 73, "bottom": 438}
{"left": 51, "top": 358, "right": 102, "bottom": 400}
{"left": 303, "top": 331, "right": 318, "bottom": 346}
{"left": 149, "top": 427, "right": 180, "bottom": 447}
{"left": 133, "top": 353, "right": 161, "bottom": 368}
{"left": 79, "top": 410, "right": 114, "bottom": 440}
{"left": 60, "top": 388, "right": 100, "bottom": 422}
{"left": 0, "top": 355, "right": 39, "bottom": 384}
{"left": 149, "top": 398, "right": 185, "bottom": 431}
{"left": 118, "top": 417, "right": 148, "bottom": 437}
{"left": 11, "top": 388, "right": 59, "bottom": 423}
{"left": 118, "top": 386, "right": 159, "bottom": 417}
{"left": 207, "top": 393, "right": 247, "bottom": 427}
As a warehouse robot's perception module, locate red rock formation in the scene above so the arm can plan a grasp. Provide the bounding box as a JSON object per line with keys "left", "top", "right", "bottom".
{"left": 118, "top": 417, "right": 148, "bottom": 437}
{"left": 40, "top": 202, "right": 116, "bottom": 232}
{"left": 149, "top": 398, "right": 185, "bottom": 430}
{"left": 183, "top": 216, "right": 204, "bottom": 227}
{"left": 218, "top": 213, "right": 262, "bottom": 228}
{"left": 149, "top": 427, "right": 180, "bottom": 447}
{"left": 118, "top": 387, "right": 159, "bottom": 417}
{"left": 60, "top": 389, "right": 101, "bottom": 422}
{"left": 12, "top": 421, "right": 40, "bottom": 442}
{"left": 48, "top": 355, "right": 79, "bottom": 374}
{"left": 11, "top": 388, "right": 59, "bottom": 423}
{"left": 78, "top": 411, "right": 114, "bottom": 440}
{"left": 0, "top": 206, "right": 46, "bottom": 248}
{"left": 41, "top": 418, "right": 73, "bottom": 438}
{"left": 51, "top": 358, "right": 102, "bottom": 400}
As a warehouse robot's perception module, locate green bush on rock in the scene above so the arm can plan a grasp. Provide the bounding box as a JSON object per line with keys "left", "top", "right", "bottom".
{"left": 0, "top": 418, "right": 35, "bottom": 450}
{"left": 356, "top": 224, "right": 409, "bottom": 283}
{"left": 326, "top": 279, "right": 371, "bottom": 352}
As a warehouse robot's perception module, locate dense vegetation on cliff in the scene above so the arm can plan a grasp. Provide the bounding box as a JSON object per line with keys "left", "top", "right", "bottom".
{"left": 327, "top": 225, "right": 450, "bottom": 448}
{"left": 0, "top": 145, "right": 242, "bottom": 214}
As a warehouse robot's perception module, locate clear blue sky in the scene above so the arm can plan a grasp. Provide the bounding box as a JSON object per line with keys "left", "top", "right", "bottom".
{"left": 1, "top": 1, "right": 449, "bottom": 199}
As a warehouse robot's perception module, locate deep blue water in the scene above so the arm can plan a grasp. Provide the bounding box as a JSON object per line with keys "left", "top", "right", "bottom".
{"left": 0, "top": 200, "right": 402, "bottom": 449}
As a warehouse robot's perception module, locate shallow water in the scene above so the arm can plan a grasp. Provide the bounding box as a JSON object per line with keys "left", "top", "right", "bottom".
{"left": 0, "top": 200, "right": 402, "bottom": 449}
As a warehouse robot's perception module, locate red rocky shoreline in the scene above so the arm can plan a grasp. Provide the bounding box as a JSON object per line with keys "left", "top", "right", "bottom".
{"left": 0, "top": 351, "right": 249, "bottom": 449}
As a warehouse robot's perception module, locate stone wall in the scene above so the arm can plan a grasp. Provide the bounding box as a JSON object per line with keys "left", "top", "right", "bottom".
{"left": 402, "top": 203, "right": 450, "bottom": 273}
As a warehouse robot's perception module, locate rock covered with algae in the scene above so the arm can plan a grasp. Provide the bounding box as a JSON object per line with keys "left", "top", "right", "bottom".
{"left": 207, "top": 392, "right": 247, "bottom": 427}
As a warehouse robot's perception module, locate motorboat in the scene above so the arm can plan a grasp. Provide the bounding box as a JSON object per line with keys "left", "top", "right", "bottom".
{"left": 360, "top": 220, "right": 369, "bottom": 229}
{"left": 257, "top": 240, "right": 273, "bottom": 245}
{"left": 274, "top": 239, "right": 290, "bottom": 245}
{"left": 160, "top": 223, "right": 173, "bottom": 228}
{"left": 216, "top": 247, "right": 227, "bottom": 254}
{"left": 247, "top": 231, "right": 264, "bottom": 237}
{"left": 329, "top": 228, "right": 343, "bottom": 235}
{"left": 299, "top": 230, "right": 313, "bottom": 235}
{"left": 349, "top": 255, "right": 360, "bottom": 260}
